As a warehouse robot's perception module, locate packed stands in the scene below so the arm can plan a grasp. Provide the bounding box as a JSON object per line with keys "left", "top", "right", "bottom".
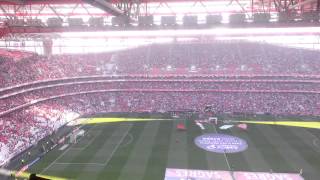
{"left": 0, "top": 49, "right": 35, "bottom": 61}
{"left": 1, "top": 42, "right": 320, "bottom": 87}
{"left": 1, "top": 41, "right": 320, "bottom": 166}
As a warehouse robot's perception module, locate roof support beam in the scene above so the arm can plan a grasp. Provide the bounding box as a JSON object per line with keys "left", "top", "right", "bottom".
{"left": 288, "top": 0, "right": 317, "bottom": 9}
{"left": 1, "top": 0, "right": 24, "bottom": 5}
{"left": 84, "top": 0, "right": 124, "bottom": 16}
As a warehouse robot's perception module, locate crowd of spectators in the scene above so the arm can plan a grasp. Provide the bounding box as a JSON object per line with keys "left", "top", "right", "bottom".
{"left": 1, "top": 79, "right": 320, "bottom": 112}
{"left": 1, "top": 41, "right": 320, "bottom": 88}
{"left": 116, "top": 42, "right": 320, "bottom": 74}
{"left": 48, "top": 91, "right": 320, "bottom": 116}
{"left": 1, "top": 41, "right": 320, "bottom": 166}
{"left": 0, "top": 103, "right": 78, "bottom": 166}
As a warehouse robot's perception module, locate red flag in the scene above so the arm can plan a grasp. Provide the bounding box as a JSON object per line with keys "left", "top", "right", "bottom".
{"left": 177, "top": 123, "right": 186, "bottom": 130}
{"left": 237, "top": 123, "right": 248, "bottom": 130}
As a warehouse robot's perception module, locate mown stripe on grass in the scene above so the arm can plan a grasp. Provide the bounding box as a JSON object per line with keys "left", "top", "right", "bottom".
{"left": 274, "top": 126, "right": 320, "bottom": 179}
{"left": 28, "top": 146, "right": 67, "bottom": 174}
{"left": 117, "top": 121, "right": 161, "bottom": 180}
{"left": 76, "top": 123, "right": 133, "bottom": 180}
{"left": 142, "top": 121, "right": 173, "bottom": 180}
{"left": 166, "top": 120, "right": 188, "bottom": 169}
{"left": 29, "top": 125, "right": 99, "bottom": 175}
{"left": 258, "top": 125, "right": 313, "bottom": 173}
{"left": 228, "top": 126, "right": 270, "bottom": 172}
{"left": 57, "top": 124, "right": 118, "bottom": 179}
{"left": 96, "top": 121, "right": 147, "bottom": 180}
{"left": 186, "top": 118, "right": 208, "bottom": 170}
{"left": 248, "top": 125, "right": 295, "bottom": 173}
{"left": 298, "top": 128, "right": 320, "bottom": 153}
{"left": 217, "top": 128, "right": 251, "bottom": 172}
{"left": 29, "top": 124, "right": 111, "bottom": 179}
{"left": 202, "top": 123, "right": 231, "bottom": 170}
{"left": 56, "top": 125, "right": 103, "bottom": 163}
{"left": 305, "top": 128, "right": 320, "bottom": 140}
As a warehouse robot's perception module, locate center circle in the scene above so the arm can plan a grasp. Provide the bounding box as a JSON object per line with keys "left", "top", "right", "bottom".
{"left": 194, "top": 133, "right": 248, "bottom": 153}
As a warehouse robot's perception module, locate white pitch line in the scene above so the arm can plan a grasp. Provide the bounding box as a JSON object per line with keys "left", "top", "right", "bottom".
{"left": 42, "top": 124, "right": 132, "bottom": 170}
{"left": 102, "top": 124, "right": 132, "bottom": 166}
{"left": 300, "top": 128, "right": 320, "bottom": 153}
{"left": 40, "top": 125, "right": 92, "bottom": 174}
{"left": 72, "top": 126, "right": 99, "bottom": 150}
{"left": 312, "top": 139, "right": 320, "bottom": 149}
{"left": 212, "top": 123, "right": 235, "bottom": 180}
{"left": 54, "top": 162, "right": 104, "bottom": 165}
{"left": 212, "top": 125, "right": 232, "bottom": 170}
{"left": 40, "top": 144, "right": 73, "bottom": 174}
{"left": 223, "top": 150, "right": 232, "bottom": 171}
{"left": 119, "top": 133, "right": 133, "bottom": 148}
{"left": 56, "top": 124, "right": 132, "bottom": 167}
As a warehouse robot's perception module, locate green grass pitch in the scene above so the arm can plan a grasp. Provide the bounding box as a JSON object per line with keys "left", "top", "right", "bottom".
{"left": 25, "top": 114, "right": 320, "bottom": 180}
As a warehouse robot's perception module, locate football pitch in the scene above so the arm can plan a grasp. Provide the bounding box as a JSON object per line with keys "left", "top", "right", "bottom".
{"left": 26, "top": 114, "right": 320, "bottom": 180}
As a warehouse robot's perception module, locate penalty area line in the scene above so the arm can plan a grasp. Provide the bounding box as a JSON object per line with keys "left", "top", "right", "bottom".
{"left": 41, "top": 124, "right": 132, "bottom": 172}
{"left": 40, "top": 144, "right": 73, "bottom": 174}
{"left": 40, "top": 125, "right": 93, "bottom": 174}
{"left": 119, "top": 133, "right": 134, "bottom": 148}
{"left": 72, "top": 125, "right": 99, "bottom": 150}
{"left": 312, "top": 138, "right": 320, "bottom": 150}
{"left": 103, "top": 124, "right": 133, "bottom": 166}
{"left": 54, "top": 124, "right": 133, "bottom": 167}
{"left": 54, "top": 162, "right": 104, "bottom": 166}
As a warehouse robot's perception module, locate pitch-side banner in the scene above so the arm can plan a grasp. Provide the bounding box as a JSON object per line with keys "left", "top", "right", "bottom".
{"left": 164, "top": 168, "right": 233, "bottom": 180}
{"left": 233, "top": 171, "right": 304, "bottom": 180}
{"left": 164, "top": 168, "right": 304, "bottom": 180}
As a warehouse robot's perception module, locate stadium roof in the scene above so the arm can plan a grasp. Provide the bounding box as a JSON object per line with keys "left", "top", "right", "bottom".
{"left": 0, "top": 0, "right": 319, "bottom": 54}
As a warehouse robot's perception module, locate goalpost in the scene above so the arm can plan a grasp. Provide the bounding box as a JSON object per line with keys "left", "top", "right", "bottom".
{"left": 209, "top": 117, "right": 218, "bottom": 124}
{"left": 69, "top": 129, "right": 85, "bottom": 144}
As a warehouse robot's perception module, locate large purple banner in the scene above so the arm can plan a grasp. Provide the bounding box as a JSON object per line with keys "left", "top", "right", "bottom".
{"left": 164, "top": 168, "right": 304, "bottom": 180}
{"left": 194, "top": 133, "right": 248, "bottom": 153}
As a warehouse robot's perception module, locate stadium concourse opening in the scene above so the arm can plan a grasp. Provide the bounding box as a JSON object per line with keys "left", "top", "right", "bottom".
{"left": 1, "top": 0, "right": 320, "bottom": 179}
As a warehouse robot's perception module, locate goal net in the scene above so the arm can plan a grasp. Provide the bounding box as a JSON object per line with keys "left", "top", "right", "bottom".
{"left": 69, "top": 129, "right": 85, "bottom": 144}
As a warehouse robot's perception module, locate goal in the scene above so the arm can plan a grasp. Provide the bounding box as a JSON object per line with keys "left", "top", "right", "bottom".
{"left": 69, "top": 129, "right": 85, "bottom": 144}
